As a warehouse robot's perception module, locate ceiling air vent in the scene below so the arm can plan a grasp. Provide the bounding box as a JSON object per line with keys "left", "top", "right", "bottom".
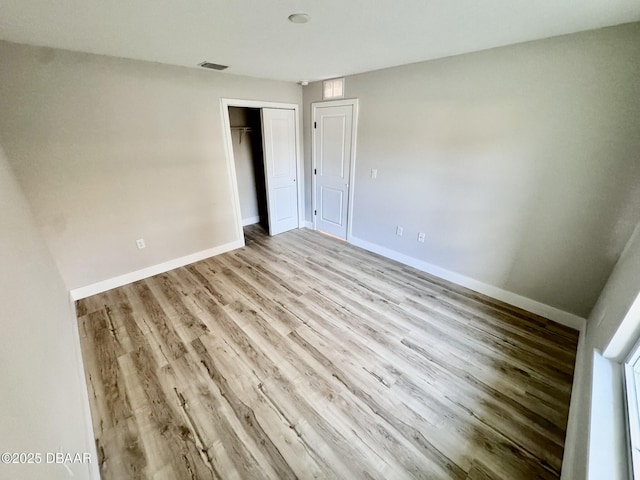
{"left": 198, "top": 62, "right": 228, "bottom": 71}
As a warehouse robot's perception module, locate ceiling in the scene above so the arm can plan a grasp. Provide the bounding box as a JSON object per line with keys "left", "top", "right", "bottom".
{"left": 1, "top": 0, "right": 639, "bottom": 83}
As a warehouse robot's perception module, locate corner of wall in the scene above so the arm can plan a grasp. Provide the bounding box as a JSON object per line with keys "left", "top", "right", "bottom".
{"left": 560, "top": 321, "right": 589, "bottom": 480}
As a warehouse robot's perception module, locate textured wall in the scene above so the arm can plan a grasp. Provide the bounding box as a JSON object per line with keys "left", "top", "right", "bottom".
{"left": 303, "top": 23, "right": 640, "bottom": 317}
{"left": 0, "top": 41, "right": 301, "bottom": 290}
{"left": 0, "top": 144, "right": 96, "bottom": 479}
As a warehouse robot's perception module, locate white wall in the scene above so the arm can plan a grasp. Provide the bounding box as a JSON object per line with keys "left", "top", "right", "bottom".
{"left": 592, "top": 222, "right": 640, "bottom": 360}
{"left": 0, "top": 41, "right": 301, "bottom": 291}
{"left": 0, "top": 145, "right": 96, "bottom": 479}
{"left": 303, "top": 23, "right": 640, "bottom": 318}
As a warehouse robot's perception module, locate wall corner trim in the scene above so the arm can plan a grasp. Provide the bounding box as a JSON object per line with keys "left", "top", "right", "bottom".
{"left": 67, "top": 293, "right": 101, "bottom": 479}
{"left": 560, "top": 321, "right": 588, "bottom": 480}
{"left": 70, "top": 239, "right": 245, "bottom": 300}
{"left": 349, "top": 235, "right": 587, "bottom": 331}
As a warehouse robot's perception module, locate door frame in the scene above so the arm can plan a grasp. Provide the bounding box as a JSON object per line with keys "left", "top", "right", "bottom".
{"left": 221, "top": 98, "right": 304, "bottom": 242}
{"left": 311, "top": 98, "right": 359, "bottom": 242}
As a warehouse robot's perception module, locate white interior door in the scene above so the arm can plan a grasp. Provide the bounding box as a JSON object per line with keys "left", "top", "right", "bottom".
{"left": 261, "top": 108, "right": 299, "bottom": 235}
{"left": 313, "top": 103, "right": 354, "bottom": 239}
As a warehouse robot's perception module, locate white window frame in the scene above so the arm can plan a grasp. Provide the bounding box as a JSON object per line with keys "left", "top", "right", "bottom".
{"left": 625, "top": 341, "right": 640, "bottom": 479}
{"left": 588, "top": 292, "right": 640, "bottom": 480}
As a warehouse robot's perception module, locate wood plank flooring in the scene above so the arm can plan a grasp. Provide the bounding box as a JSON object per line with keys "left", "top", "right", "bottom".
{"left": 76, "top": 225, "right": 579, "bottom": 479}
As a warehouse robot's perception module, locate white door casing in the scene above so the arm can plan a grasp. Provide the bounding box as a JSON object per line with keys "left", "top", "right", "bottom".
{"left": 221, "top": 99, "right": 303, "bottom": 243}
{"left": 262, "top": 108, "right": 299, "bottom": 235}
{"left": 312, "top": 100, "right": 358, "bottom": 240}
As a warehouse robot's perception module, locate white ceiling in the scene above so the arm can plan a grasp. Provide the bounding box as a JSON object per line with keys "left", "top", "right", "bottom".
{"left": 1, "top": 0, "right": 639, "bottom": 83}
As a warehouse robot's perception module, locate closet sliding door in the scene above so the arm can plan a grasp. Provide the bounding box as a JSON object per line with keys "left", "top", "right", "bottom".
{"left": 261, "top": 108, "right": 299, "bottom": 235}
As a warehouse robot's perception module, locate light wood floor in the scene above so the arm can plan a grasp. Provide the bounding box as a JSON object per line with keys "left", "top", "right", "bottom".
{"left": 76, "top": 225, "right": 578, "bottom": 480}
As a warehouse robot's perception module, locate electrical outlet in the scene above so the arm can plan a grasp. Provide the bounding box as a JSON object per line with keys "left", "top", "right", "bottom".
{"left": 371, "top": 169, "right": 378, "bottom": 179}
{"left": 396, "top": 226, "right": 403, "bottom": 236}
{"left": 418, "top": 232, "right": 426, "bottom": 243}
{"left": 136, "top": 238, "right": 146, "bottom": 249}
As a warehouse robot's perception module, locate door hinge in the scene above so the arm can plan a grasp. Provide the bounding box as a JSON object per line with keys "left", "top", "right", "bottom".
{"left": 314, "top": 121, "right": 317, "bottom": 129}
{"left": 314, "top": 210, "right": 317, "bottom": 216}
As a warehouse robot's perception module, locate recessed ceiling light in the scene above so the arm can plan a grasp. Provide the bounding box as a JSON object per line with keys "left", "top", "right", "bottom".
{"left": 288, "top": 13, "right": 310, "bottom": 24}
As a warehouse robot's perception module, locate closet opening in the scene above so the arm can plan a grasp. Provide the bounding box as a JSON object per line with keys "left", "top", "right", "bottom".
{"left": 228, "top": 106, "right": 268, "bottom": 231}
{"left": 222, "top": 98, "right": 302, "bottom": 240}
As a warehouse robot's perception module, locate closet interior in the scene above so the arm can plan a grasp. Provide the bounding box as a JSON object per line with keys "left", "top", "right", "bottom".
{"left": 228, "top": 107, "right": 268, "bottom": 230}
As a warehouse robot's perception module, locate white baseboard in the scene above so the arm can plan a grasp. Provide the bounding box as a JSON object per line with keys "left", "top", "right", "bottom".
{"left": 70, "top": 239, "right": 244, "bottom": 300}
{"left": 242, "top": 216, "right": 260, "bottom": 226}
{"left": 303, "top": 221, "right": 313, "bottom": 229}
{"left": 349, "top": 235, "right": 586, "bottom": 331}
{"left": 561, "top": 324, "right": 589, "bottom": 480}
{"left": 67, "top": 294, "right": 101, "bottom": 479}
